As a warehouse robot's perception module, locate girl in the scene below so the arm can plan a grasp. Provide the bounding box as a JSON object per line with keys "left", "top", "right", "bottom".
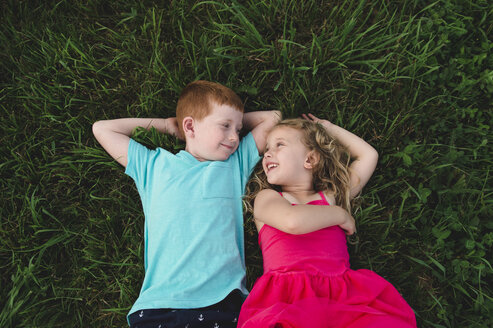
{"left": 238, "top": 115, "right": 417, "bottom": 328}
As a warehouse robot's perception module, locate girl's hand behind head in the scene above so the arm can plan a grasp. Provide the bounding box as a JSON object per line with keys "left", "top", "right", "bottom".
{"left": 301, "top": 113, "right": 332, "bottom": 129}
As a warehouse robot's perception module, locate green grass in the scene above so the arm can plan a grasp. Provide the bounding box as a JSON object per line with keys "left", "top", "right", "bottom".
{"left": 1, "top": 0, "right": 492, "bottom": 326}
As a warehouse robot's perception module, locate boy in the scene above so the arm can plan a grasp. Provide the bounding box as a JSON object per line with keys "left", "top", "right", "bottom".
{"left": 92, "top": 80, "right": 281, "bottom": 327}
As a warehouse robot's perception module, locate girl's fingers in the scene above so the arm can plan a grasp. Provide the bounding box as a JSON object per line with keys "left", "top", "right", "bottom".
{"left": 302, "top": 113, "right": 317, "bottom": 122}
{"left": 307, "top": 113, "right": 319, "bottom": 120}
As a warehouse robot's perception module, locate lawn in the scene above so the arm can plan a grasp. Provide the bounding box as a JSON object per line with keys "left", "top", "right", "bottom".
{"left": 1, "top": 0, "right": 492, "bottom": 327}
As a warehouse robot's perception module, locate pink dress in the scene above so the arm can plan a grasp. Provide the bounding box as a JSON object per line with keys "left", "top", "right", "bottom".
{"left": 238, "top": 192, "right": 417, "bottom": 328}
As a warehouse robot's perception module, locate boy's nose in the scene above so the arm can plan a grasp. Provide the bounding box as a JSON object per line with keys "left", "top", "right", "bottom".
{"left": 229, "top": 132, "right": 239, "bottom": 142}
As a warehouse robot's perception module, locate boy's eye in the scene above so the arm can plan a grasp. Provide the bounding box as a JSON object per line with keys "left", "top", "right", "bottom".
{"left": 222, "top": 123, "right": 230, "bottom": 128}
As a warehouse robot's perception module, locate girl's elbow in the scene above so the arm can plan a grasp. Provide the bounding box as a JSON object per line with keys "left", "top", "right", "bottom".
{"left": 361, "top": 146, "right": 378, "bottom": 167}
{"left": 372, "top": 147, "right": 379, "bottom": 159}
{"left": 370, "top": 148, "right": 379, "bottom": 166}
{"left": 283, "top": 214, "right": 303, "bottom": 234}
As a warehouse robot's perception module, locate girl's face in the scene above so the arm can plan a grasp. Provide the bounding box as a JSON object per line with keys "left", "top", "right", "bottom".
{"left": 262, "top": 126, "right": 313, "bottom": 187}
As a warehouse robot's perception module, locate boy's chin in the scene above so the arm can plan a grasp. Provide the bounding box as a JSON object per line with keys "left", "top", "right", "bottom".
{"left": 191, "top": 149, "right": 232, "bottom": 161}
{"left": 209, "top": 152, "right": 233, "bottom": 161}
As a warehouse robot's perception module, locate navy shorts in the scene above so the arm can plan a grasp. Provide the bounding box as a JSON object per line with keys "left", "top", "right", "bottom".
{"left": 128, "top": 290, "right": 243, "bottom": 328}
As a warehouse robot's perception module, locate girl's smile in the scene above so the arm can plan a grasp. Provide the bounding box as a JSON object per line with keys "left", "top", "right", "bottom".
{"left": 264, "top": 162, "right": 279, "bottom": 173}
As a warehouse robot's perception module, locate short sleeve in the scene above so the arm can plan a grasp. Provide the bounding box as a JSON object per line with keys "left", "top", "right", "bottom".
{"left": 125, "top": 139, "right": 155, "bottom": 192}
{"left": 235, "top": 132, "right": 262, "bottom": 189}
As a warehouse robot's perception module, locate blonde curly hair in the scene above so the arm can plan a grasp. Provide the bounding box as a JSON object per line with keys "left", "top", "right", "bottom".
{"left": 244, "top": 118, "right": 353, "bottom": 217}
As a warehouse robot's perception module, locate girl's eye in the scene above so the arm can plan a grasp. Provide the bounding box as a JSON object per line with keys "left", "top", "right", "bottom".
{"left": 222, "top": 123, "right": 230, "bottom": 128}
{"left": 276, "top": 142, "right": 284, "bottom": 147}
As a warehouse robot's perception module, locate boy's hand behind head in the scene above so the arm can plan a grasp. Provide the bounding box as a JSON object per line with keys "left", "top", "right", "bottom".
{"left": 166, "top": 117, "right": 184, "bottom": 140}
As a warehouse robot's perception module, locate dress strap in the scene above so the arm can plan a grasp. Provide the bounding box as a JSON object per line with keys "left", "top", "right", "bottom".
{"left": 318, "top": 191, "right": 330, "bottom": 205}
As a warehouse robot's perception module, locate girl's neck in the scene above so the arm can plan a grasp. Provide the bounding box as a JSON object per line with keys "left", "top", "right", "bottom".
{"left": 280, "top": 186, "right": 319, "bottom": 204}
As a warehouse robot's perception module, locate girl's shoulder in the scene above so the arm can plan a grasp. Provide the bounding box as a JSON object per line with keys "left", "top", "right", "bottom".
{"left": 322, "top": 190, "right": 337, "bottom": 206}
{"left": 257, "top": 188, "right": 282, "bottom": 199}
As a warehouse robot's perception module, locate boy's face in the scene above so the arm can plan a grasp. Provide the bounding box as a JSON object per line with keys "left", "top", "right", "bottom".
{"left": 186, "top": 102, "right": 243, "bottom": 161}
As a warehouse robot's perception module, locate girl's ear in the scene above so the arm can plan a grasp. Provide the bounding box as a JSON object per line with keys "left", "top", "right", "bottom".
{"left": 304, "top": 151, "right": 320, "bottom": 169}
{"left": 182, "top": 117, "right": 195, "bottom": 138}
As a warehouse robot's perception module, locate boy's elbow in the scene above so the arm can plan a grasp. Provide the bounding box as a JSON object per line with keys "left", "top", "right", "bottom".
{"left": 92, "top": 120, "right": 110, "bottom": 140}
{"left": 92, "top": 120, "right": 102, "bottom": 137}
{"left": 270, "top": 110, "right": 282, "bottom": 125}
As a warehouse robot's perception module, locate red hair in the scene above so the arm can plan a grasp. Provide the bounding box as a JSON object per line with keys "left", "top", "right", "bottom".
{"left": 176, "top": 80, "right": 244, "bottom": 135}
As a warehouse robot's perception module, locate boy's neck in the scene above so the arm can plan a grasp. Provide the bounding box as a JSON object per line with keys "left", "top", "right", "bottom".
{"left": 184, "top": 143, "right": 207, "bottom": 162}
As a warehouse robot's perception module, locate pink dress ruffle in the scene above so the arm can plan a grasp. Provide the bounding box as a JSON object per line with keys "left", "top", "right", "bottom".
{"left": 238, "top": 194, "right": 417, "bottom": 328}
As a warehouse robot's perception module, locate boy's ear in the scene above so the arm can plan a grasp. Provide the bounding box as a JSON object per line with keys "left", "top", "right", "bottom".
{"left": 304, "top": 151, "right": 320, "bottom": 169}
{"left": 182, "top": 117, "right": 195, "bottom": 138}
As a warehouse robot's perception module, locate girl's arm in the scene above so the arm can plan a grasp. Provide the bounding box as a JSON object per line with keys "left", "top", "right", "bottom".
{"left": 92, "top": 118, "right": 181, "bottom": 167}
{"left": 303, "top": 113, "right": 378, "bottom": 199}
{"left": 243, "top": 110, "right": 282, "bottom": 154}
{"left": 253, "top": 189, "right": 355, "bottom": 235}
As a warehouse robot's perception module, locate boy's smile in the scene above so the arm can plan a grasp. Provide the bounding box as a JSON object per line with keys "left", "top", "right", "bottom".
{"left": 185, "top": 103, "right": 243, "bottom": 161}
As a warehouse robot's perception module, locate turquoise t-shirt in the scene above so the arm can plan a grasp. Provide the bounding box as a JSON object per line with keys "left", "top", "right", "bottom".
{"left": 125, "top": 133, "right": 260, "bottom": 321}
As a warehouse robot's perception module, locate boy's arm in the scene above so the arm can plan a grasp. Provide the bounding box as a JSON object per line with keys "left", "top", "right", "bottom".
{"left": 92, "top": 118, "right": 181, "bottom": 167}
{"left": 303, "top": 113, "right": 378, "bottom": 200}
{"left": 254, "top": 189, "right": 355, "bottom": 235}
{"left": 243, "top": 110, "right": 282, "bottom": 154}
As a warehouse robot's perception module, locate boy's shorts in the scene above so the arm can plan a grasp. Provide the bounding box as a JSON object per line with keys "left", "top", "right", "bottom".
{"left": 128, "top": 290, "right": 243, "bottom": 328}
